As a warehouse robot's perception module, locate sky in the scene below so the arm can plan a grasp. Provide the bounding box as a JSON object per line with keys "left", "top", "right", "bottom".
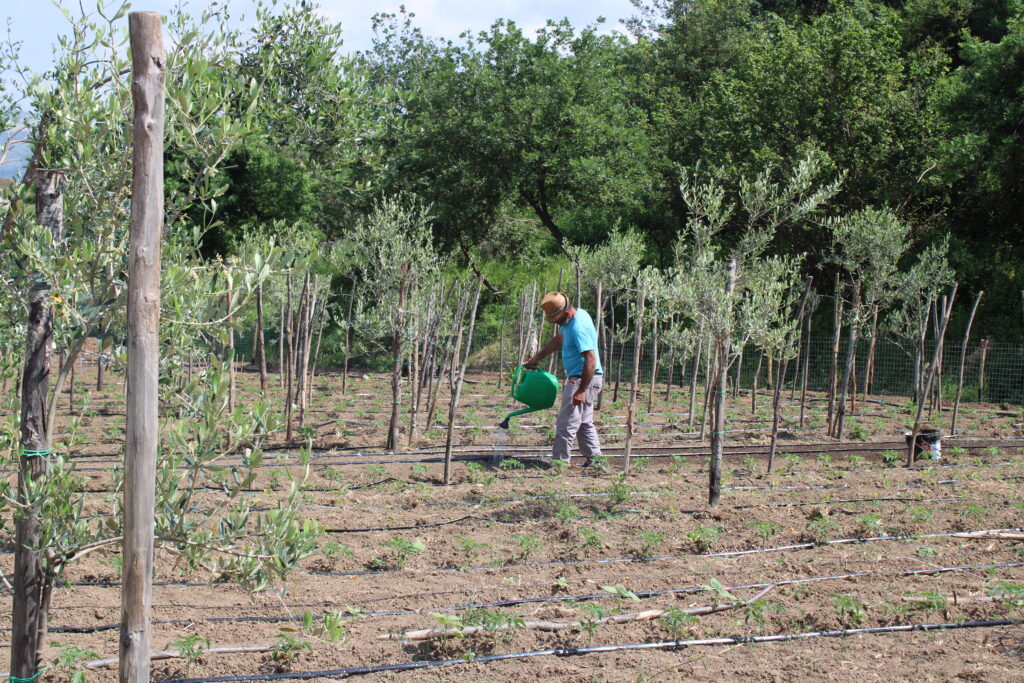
{"left": 5, "top": 0, "right": 642, "bottom": 76}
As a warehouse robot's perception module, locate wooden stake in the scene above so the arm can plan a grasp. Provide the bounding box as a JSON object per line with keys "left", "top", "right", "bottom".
{"left": 833, "top": 277, "right": 861, "bottom": 440}
{"left": 978, "top": 337, "right": 989, "bottom": 403}
{"left": 798, "top": 292, "right": 816, "bottom": 429}
{"left": 255, "top": 284, "right": 267, "bottom": 392}
{"left": 907, "top": 286, "right": 957, "bottom": 467}
{"left": 388, "top": 265, "right": 410, "bottom": 453}
{"left": 342, "top": 281, "right": 354, "bottom": 395}
{"left": 950, "top": 291, "right": 983, "bottom": 435}
{"left": 624, "top": 292, "right": 645, "bottom": 476}
{"left": 689, "top": 330, "right": 702, "bottom": 428}
{"left": 120, "top": 13, "right": 164, "bottom": 682}
{"left": 709, "top": 259, "right": 737, "bottom": 506}
{"left": 443, "top": 276, "right": 483, "bottom": 484}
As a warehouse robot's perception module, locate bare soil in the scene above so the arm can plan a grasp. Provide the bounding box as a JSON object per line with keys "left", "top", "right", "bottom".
{"left": 2, "top": 363, "right": 1023, "bottom": 681}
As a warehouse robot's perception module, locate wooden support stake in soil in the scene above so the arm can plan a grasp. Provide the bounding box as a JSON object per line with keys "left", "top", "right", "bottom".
{"left": 284, "top": 275, "right": 294, "bottom": 441}
{"left": 614, "top": 301, "right": 628, "bottom": 403}
{"left": 689, "top": 329, "right": 703, "bottom": 427}
{"left": 907, "top": 285, "right": 957, "bottom": 468}
{"left": 295, "top": 272, "right": 310, "bottom": 426}
{"left": 388, "top": 265, "right": 410, "bottom": 453}
{"left": 826, "top": 274, "right": 843, "bottom": 434}
{"left": 950, "top": 291, "right": 983, "bottom": 435}
{"left": 498, "top": 297, "right": 509, "bottom": 388}
{"left": 277, "top": 300, "right": 285, "bottom": 389}
{"left": 833, "top": 277, "right": 861, "bottom": 441}
{"left": 255, "top": 284, "right": 268, "bottom": 392}
{"left": 978, "top": 337, "right": 989, "bottom": 402}
{"left": 798, "top": 292, "right": 816, "bottom": 429}
{"left": 342, "top": 281, "right": 355, "bottom": 395}
{"left": 594, "top": 282, "right": 604, "bottom": 410}
{"left": 10, "top": 168, "right": 64, "bottom": 682}
{"left": 647, "top": 299, "right": 659, "bottom": 413}
{"left": 120, "top": 13, "right": 164, "bottom": 683}
{"left": 443, "top": 276, "right": 483, "bottom": 485}
{"left": 709, "top": 258, "right": 737, "bottom": 506}
{"left": 863, "top": 305, "right": 878, "bottom": 399}
{"left": 623, "top": 292, "right": 645, "bottom": 476}
{"left": 226, "top": 287, "right": 236, "bottom": 413}
{"left": 769, "top": 277, "right": 812, "bottom": 472}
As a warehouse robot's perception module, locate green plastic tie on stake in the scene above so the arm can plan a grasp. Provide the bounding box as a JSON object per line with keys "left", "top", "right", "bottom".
{"left": 10, "top": 672, "right": 41, "bottom": 683}
{"left": 21, "top": 448, "right": 52, "bottom": 458}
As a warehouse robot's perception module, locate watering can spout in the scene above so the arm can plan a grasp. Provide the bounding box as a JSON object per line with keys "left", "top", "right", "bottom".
{"left": 499, "top": 366, "right": 558, "bottom": 429}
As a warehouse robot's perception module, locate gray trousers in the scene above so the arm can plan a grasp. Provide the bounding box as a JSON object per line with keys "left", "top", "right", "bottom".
{"left": 552, "top": 374, "right": 603, "bottom": 461}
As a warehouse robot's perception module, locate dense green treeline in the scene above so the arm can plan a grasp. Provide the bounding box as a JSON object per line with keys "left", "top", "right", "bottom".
{"left": 197, "top": 0, "right": 1021, "bottom": 340}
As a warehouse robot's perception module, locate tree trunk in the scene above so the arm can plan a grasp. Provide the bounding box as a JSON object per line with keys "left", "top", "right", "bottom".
{"left": 913, "top": 303, "right": 932, "bottom": 405}
{"left": 294, "top": 272, "right": 309, "bottom": 427}
{"left": 120, "top": 14, "right": 164, "bottom": 682}
{"left": 769, "top": 277, "right": 812, "bottom": 471}
{"left": 226, "top": 288, "right": 235, "bottom": 413}
{"left": 688, "top": 330, "right": 702, "bottom": 428}
{"left": 750, "top": 353, "right": 762, "bottom": 415}
{"left": 732, "top": 347, "right": 743, "bottom": 399}
{"left": 864, "top": 305, "right": 878, "bottom": 398}
{"left": 827, "top": 274, "right": 843, "bottom": 433}
{"left": 647, "top": 303, "right": 659, "bottom": 413}
{"left": 10, "top": 168, "right": 64, "bottom": 681}
{"left": 833, "top": 278, "right": 861, "bottom": 441}
{"left": 498, "top": 298, "right": 508, "bottom": 389}
{"left": 444, "top": 276, "right": 483, "bottom": 484}
{"left": 342, "top": 281, "right": 354, "bottom": 395}
{"left": 709, "top": 259, "right": 737, "bottom": 506}
{"left": 285, "top": 275, "right": 294, "bottom": 442}
{"left": 388, "top": 265, "right": 410, "bottom": 453}
{"left": 798, "top": 294, "right": 815, "bottom": 429}
{"left": 624, "top": 292, "right": 645, "bottom": 476}
{"left": 614, "top": 302, "right": 628, "bottom": 403}
{"left": 301, "top": 275, "right": 318, "bottom": 412}
{"left": 255, "top": 284, "right": 267, "bottom": 392}
{"left": 951, "top": 291, "right": 983, "bottom": 435}
{"left": 277, "top": 301, "right": 285, "bottom": 389}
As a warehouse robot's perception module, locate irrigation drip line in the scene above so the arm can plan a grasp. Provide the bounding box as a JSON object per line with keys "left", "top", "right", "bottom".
{"left": 60, "top": 455, "right": 1024, "bottom": 500}
{"left": 153, "top": 619, "right": 1024, "bottom": 683}
{"left": 18, "top": 437, "right": 1018, "bottom": 476}
{"left": 27, "top": 560, "right": 1024, "bottom": 636}
{"left": 311, "top": 526, "right": 1023, "bottom": 577}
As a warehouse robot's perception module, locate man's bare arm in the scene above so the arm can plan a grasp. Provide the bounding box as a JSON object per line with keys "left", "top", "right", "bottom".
{"left": 525, "top": 333, "right": 563, "bottom": 368}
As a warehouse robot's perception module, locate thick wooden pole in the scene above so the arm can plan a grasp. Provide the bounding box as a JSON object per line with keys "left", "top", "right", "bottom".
{"left": 120, "top": 12, "right": 164, "bottom": 683}
{"left": 10, "top": 169, "right": 64, "bottom": 682}
{"left": 833, "top": 278, "right": 861, "bottom": 440}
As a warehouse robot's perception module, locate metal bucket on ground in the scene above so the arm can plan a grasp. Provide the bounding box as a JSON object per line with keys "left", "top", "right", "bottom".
{"left": 906, "top": 428, "right": 942, "bottom": 460}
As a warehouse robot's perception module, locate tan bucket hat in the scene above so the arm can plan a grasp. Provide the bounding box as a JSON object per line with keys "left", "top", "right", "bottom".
{"left": 540, "top": 291, "right": 569, "bottom": 323}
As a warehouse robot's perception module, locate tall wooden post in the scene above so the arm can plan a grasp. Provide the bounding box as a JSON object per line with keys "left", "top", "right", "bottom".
{"left": 120, "top": 12, "right": 164, "bottom": 683}
{"left": 709, "top": 259, "right": 737, "bottom": 506}
{"left": 388, "top": 265, "right": 409, "bottom": 453}
{"left": 623, "top": 292, "right": 645, "bottom": 476}
{"left": 255, "top": 284, "right": 268, "bottom": 392}
{"left": 444, "top": 276, "right": 483, "bottom": 484}
{"left": 9, "top": 168, "right": 64, "bottom": 682}
{"left": 951, "top": 291, "right": 983, "bottom": 435}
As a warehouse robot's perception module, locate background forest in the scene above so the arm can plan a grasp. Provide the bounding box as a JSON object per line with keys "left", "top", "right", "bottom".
{"left": 1, "top": 0, "right": 1022, "bottom": 357}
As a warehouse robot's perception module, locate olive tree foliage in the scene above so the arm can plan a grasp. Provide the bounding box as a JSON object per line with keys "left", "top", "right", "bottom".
{"left": 336, "top": 194, "right": 442, "bottom": 350}
{"left": 669, "top": 151, "right": 840, "bottom": 348}
{"left": 0, "top": 1, "right": 321, "bottom": 651}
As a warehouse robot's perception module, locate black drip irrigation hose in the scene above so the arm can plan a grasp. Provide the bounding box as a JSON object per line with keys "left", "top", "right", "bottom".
{"left": 31, "top": 559, "right": 1024, "bottom": 635}
{"left": 312, "top": 526, "right": 1023, "bottom": 577}
{"left": 155, "top": 619, "right": 1024, "bottom": 682}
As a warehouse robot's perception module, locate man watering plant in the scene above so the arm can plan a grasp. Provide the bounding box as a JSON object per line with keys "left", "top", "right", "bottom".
{"left": 525, "top": 291, "right": 603, "bottom": 466}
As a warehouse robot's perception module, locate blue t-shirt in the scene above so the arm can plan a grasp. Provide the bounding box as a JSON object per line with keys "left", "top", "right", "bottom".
{"left": 561, "top": 309, "right": 603, "bottom": 377}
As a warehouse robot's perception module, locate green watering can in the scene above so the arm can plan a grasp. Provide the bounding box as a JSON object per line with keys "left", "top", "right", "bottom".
{"left": 498, "top": 365, "right": 559, "bottom": 429}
